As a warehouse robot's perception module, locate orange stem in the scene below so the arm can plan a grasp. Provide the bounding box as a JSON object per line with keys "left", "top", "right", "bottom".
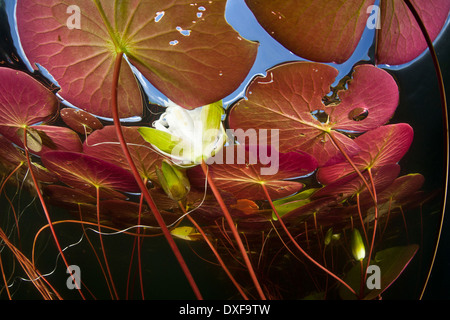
{"left": 22, "top": 127, "right": 85, "bottom": 300}
{"left": 261, "top": 183, "right": 357, "bottom": 297}
{"left": 200, "top": 160, "right": 266, "bottom": 300}
{"left": 110, "top": 52, "right": 202, "bottom": 300}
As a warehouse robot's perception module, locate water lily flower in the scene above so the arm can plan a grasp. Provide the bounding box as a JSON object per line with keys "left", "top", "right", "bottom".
{"left": 139, "top": 101, "right": 226, "bottom": 166}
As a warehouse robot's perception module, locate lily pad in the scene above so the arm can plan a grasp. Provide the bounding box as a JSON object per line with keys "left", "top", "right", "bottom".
{"left": 41, "top": 151, "right": 140, "bottom": 198}
{"left": 228, "top": 62, "right": 399, "bottom": 166}
{"left": 245, "top": 0, "right": 450, "bottom": 65}
{"left": 245, "top": 0, "right": 374, "bottom": 63}
{"left": 0, "top": 68, "right": 58, "bottom": 139}
{"left": 13, "top": 125, "right": 83, "bottom": 156}
{"left": 188, "top": 144, "right": 317, "bottom": 200}
{"left": 317, "top": 123, "right": 414, "bottom": 185}
{"left": 339, "top": 244, "right": 419, "bottom": 300}
{"left": 377, "top": 0, "right": 450, "bottom": 65}
{"left": 16, "top": 0, "right": 258, "bottom": 117}
{"left": 83, "top": 125, "right": 164, "bottom": 181}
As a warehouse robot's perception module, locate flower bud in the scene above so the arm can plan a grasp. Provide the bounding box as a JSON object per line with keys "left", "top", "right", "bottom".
{"left": 156, "top": 160, "right": 190, "bottom": 201}
{"left": 351, "top": 228, "right": 365, "bottom": 261}
{"left": 324, "top": 228, "right": 333, "bottom": 246}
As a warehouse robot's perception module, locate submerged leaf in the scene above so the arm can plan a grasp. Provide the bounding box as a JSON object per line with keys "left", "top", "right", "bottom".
{"left": 85, "top": 126, "right": 164, "bottom": 181}
{"left": 60, "top": 108, "right": 103, "bottom": 135}
{"left": 340, "top": 244, "right": 419, "bottom": 300}
{"left": 317, "top": 123, "right": 414, "bottom": 185}
{"left": 188, "top": 144, "right": 317, "bottom": 200}
{"left": 171, "top": 226, "right": 202, "bottom": 241}
{"left": 41, "top": 151, "right": 140, "bottom": 198}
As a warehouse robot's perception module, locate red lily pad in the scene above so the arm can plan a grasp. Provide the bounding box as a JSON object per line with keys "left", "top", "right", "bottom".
{"left": 245, "top": 0, "right": 450, "bottom": 65}
{"left": 313, "top": 163, "right": 401, "bottom": 203}
{"left": 60, "top": 108, "right": 104, "bottom": 135}
{"left": 7, "top": 125, "right": 83, "bottom": 156}
{"left": 0, "top": 68, "right": 58, "bottom": 138}
{"left": 188, "top": 144, "right": 317, "bottom": 200}
{"left": 317, "top": 123, "right": 414, "bottom": 185}
{"left": 377, "top": 0, "right": 450, "bottom": 65}
{"left": 16, "top": 0, "right": 258, "bottom": 117}
{"left": 228, "top": 62, "right": 399, "bottom": 166}
{"left": 376, "top": 173, "right": 425, "bottom": 205}
{"left": 83, "top": 125, "right": 164, "bottom": 181}
{"left": 43, "top": 184, "right": 97, "bottom": 209}
{"left": 41, "top": 151, "right": 140, "bottom": 198}
{"left": 245, "top": 0, "right": 374, "bottom": 63}
{"left": 0, "top": 135, "right": 58, "bottom": 183}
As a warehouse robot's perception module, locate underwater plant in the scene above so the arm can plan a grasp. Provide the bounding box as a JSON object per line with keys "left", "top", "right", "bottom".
{"left": 0, "top": 0, "right": 448, "bottom": 301}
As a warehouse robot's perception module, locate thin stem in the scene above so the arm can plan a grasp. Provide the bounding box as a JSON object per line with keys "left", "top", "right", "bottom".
{"left": 0, "top": 253, "right": 12, "bottom": 299}
{"left": 356, "top": 193, "right": 369, "bottom": 245}
{"left": 200, "top": 160, "right": 266, "bottom": 300}
{"left": 328, "top": 133, "right": 375, "bottom": 202}
{"left": 179, "top": 201, "right": 249, "bottom": 300}
{"left": 95, "top": 186, "right": 119, "bottom": 300}
{"left": 22, "top": 127, "right": 85, "bottom": 300}
{"left": 364, "top": 168, "right": 378, "bottom": 283}
{"left": 402, "top": 0, "right": 448, "bottom": 299}
{"left": 358, "top": 259, "right": 365, "bottom": 299}
{"left": 261, "top": 183, "right": 357, "bottom": 297}
{"left": 110, "top": 52, "right": 202, "bottom": 300}
{"left": 137, "top": 187, "right": 146, "bottom": 300}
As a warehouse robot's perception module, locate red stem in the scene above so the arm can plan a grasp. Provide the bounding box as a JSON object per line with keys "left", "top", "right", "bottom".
{"left": 261, "top": 182, "right": 357, "bottom": 297}
{"left": 95, "top": 186, "right": 119, "bottom": 299}
{"left": 359, "top": 259, "right": 365, "bottom": 299}
{"left": 364, "top": 169, "right": 378, "bottom": 284}
{"left": 111, "top": 52, "right": 202, "bottom": 300}
{"left": 200, "top": 160, "right": 266, "bottom": 300}
{"left": 179, "top": 202, "right": 249, "bottom": 300}
{"left": 328, "top": 133, "right": 375, "bottom": 202}
{"left": 23, "top": 127, "right": 86, "bottom": 300}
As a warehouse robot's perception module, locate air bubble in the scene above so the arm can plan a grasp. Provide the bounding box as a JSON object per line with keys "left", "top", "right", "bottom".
{"left": 348, "top": 107, "right": 369, "bottom": 121}
{"left": 176, "top": 26, "right": 191, "bottom": 36}
{"left": 154, "top": 11, "right": 165, "bottom": 22}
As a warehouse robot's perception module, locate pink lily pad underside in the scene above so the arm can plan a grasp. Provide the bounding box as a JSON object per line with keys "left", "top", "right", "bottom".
{"left": 245, "top": 0, "right": 450, "bottom": 65}
{"left": 0, "top": 68, "right": 58, "bottom": 138}
{"left": 16, "top": 0, "right": 258, "bottom": 118}
{"left": 41, "top": 151, "right": 140, "bottom": 198}
{"left": 228, "top": 62, "right": 399, "bottom": 166}
{"left": 377, "top": 0, "right": 450, "bottom": 65}
{"left": 188, "top": 145, "right": 317, "bottom": 200}
{"left": 317, "top": 123, "right": 414, "bottom": 185}
{"left": 5, "top": 125, "right": 83, "bottom": 157}
{"left": 83, "top": 125, "right": 164, "bottom": 181}
{"left": 245, "top": 0, "right": 374, "bottom": 64}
